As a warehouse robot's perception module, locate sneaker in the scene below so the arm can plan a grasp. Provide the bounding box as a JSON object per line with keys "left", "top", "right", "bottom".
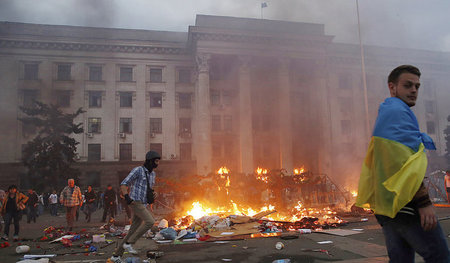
{"left": 1, "top": 234, "right": 8, "bottom": 241}
{"left": 13, "top": 235, "right": 19, "bottom": 242}
{"left": 123, "top": 243, "right": 138, "bottom": 254}
{"left": 109, "top": 256, "right": 123, "bottom": 263}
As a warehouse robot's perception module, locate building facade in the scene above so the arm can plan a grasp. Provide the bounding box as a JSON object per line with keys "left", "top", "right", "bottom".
{"left": 1, "top": 15, "right": 449, "bottom": 190}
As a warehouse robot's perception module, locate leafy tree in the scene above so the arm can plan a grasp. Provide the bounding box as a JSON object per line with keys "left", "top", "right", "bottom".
{"left": 20, "top": 101, "right": 84, "bottom": 191}
{"left": 445, "top": 114, "right": 450, "bottom": 169}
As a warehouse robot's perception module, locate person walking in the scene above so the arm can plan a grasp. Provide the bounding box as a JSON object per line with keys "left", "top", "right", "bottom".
{"left": 83, "top": 186, "right": 96, "bottom": 222}
{"left": 109, "top": 151, "right": 160, "bottom": 263}
{"left": 102, "top": 185, "right": 116, "bottom": 223}
{"left": 445, "top": 171, "right": 450, "bottom": 203}
{"left": 48, "top": 190, "right": 58, "bottom": 216}
{"left": 59, "top": 179, "right": 83, "bottom": 231}
{"left": 356, "top": 65, "right": 449, "bottom": 262}
{"left": 1, "top": 185, "right": 28, "bottom": 241}
{"left": 26, "top": 189, "right": 38, "bottom": 223}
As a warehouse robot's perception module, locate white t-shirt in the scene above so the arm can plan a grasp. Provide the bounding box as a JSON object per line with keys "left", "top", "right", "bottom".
{"left": 49, "top": 193, "right": 58, "bottom": 204}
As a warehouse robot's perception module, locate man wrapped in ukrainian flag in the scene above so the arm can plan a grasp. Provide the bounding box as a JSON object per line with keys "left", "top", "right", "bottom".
{"left": 355, "top": 65, "right": 449, "bottom": 262}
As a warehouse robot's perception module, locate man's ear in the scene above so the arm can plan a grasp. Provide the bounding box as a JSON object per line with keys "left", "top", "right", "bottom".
{"left": 388, "top": 82, "right": 396, "bottom": 96}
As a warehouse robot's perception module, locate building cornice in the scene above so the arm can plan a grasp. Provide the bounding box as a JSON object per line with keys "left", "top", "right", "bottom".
{"left": 189, "top": 27, "right": 334, "bottom": 50}
{"left": 0, "top": 39, "right": 188, "bottom": 55}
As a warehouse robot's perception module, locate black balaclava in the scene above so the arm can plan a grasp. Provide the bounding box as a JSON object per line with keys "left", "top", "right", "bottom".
{"left": 144, "top": 158, "right": 159, "bottom": 172}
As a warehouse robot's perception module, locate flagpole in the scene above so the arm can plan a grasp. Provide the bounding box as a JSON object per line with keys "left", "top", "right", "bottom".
{"left": 261, "top": 6, "right": 263, "bottom": 19}
{"left": 356, "top": 0, "right": 370, "bottom": 138}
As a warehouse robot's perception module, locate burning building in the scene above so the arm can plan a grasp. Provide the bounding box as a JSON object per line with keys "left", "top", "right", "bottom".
{"left": 0, "top": 15, "right": 449, "bottom": 192}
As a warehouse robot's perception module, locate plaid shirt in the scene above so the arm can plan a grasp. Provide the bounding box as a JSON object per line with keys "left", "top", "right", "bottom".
{"left": 59, "top": 186, "right": 83, "bottom": 207}
{"left": 121, "top": 166, "right": 155, "bottom": 203}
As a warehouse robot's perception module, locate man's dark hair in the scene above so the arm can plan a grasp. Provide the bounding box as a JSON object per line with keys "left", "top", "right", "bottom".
{"left": 8, "top": 185, "right": 17, "bottom": 190}
{"left": 388, "top": 65, "right": 421, "bottom": 84}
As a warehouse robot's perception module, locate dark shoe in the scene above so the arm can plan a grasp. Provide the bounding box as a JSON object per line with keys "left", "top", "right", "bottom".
{"left": 1, "top": 234, "right": 8, "bottom": 241}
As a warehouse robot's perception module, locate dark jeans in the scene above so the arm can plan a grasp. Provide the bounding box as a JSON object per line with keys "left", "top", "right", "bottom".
{"left": 83, "top": 203, "right": 95, "bottom": 222}
{"left": 27, "top": 205, "right": 37, "bottom": 223}
{"left": 102, "top": 205, "right": 115, "bottom": 221}
{"left": 50, "top": 203, "right": 58, "bottom": 216}
{"left": 4, "top": 211, "right": 21, "bottom": 236}
{"left": 376, "top": 214, "right": 450, "bottom": 263}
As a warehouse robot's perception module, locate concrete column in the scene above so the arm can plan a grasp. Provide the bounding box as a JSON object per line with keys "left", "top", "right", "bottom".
{"left": 278, "top": 58, "right": 293, "bottom": 173}
{"left": 238, "top": 56, "right": 254, "bottom": 174}
{"left": 194, "top": 53, "right": 212, "bottom": 175}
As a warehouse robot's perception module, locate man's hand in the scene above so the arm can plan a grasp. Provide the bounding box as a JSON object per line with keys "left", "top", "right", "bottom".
{"left": 124, "top": 194, "right": 133, "bottom": 205}
{"left": 418, "top": 205, "right": 437, "bottom": 231}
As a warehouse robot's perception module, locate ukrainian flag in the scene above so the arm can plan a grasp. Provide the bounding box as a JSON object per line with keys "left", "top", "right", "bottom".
{"left": 356, "top": 97, "right": 435, "bottom": 218}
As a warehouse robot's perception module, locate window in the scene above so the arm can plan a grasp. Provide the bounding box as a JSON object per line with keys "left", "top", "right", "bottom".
{"left": 23, "top": 90, "right": 38, "bottom": 107}
{"left": 212, "top": 143, "right": 222, "bottom": 157}
{"left": 179, "top": 93, "right": 191, "bottom": 109}
{"left": 57, "top": 64, "right": 71, "bottom": 81}
{"left": 426, "top": 121, "right": 435, "bottom": 134}
{"left": 212, "top": 115, "right": 221, "bottom": 132}
{"left": 89, "top": 66, "right": 102, "bottom": 81}
{"left": 341, "top": 120, "right": 352, "bottom": 135}
{"left": 24, "top": 64, "right": 38, "bottom": 80}
{"left": 88, "top": 118, "right": 102, "bottom": 133}
{"left": 178, "top": 69, "right": 191, "bottom": 83}
{"left": 179, "top": 118, "right": 191, "bottom": 134}
{"left": 88, "top": 144, "right": 101, "bottom": 161}
{"left": 120, "top": 67, "right": 133, "bottom": 82}
{"left": 119, "top": 143, "right": 132, "bottom": 161}
{"left": 119, "top": 118, "right": 132, "bottom": 134}
{"left": 150, "top": 92, "right": 162, "bottom": 108}
{"left": 211, "top": 90, "right": 220, "bottom": 106}
{"left": 180, "top": 143, "right": 191, "bottom": 160}
{"left": 222, "top": 91, "right": 232, "bottom": 106}
{"left": 224, "top": 141, "right": 233, "bottom": 156}
{"left": 150, "top": 68, "right": 163, "bottom": 83}
{"left": 120, "top": 92, "right": 133, "bottom": 107}
{"left": 150, "top": 118, "right": 162, "bottom": 133}
{"left": 56, "top": 90, "right": 71, "bottom": 107}
{"left": 339, "top": 75, "right": 351, "bottom": 89}
{"left": 223, "top": 115, "right": 232, "bottom": 132}
{"left": 89, "top": 91, "right": 102, "bottom": 108}
{"left": 150, "top": 143, "right": 162, "bottom": 157}
{"left": 424, "top": 100, "right": 435, "bottom": 114}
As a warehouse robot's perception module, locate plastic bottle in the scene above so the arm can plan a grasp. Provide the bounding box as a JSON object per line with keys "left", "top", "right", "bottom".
{"left": 16, "top": 245, "right": 30, "bottom": 254}
{"left": 298, "top": 229, "right": 312, "bottom": 234}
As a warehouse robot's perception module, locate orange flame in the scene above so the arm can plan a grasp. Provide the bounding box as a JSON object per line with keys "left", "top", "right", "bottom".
{"left": 256, "top": 167, "right": 269, "bottom": 183}
{"left": 294, "top": 166, "right": 305, "bottom": 175}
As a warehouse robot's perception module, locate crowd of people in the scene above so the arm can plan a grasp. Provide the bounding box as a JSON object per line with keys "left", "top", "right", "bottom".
{"left": 0, "top": 181, "right": 133, "bottom": 241}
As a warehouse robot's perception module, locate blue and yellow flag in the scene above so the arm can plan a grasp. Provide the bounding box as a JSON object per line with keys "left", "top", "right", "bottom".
{"left": 355, "top": 97, "right": 435, "bottom": 218}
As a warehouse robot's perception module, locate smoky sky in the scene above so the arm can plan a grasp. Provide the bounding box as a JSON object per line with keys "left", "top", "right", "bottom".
{"left": 0, "top": 0, "right": 449, "bottom": 52}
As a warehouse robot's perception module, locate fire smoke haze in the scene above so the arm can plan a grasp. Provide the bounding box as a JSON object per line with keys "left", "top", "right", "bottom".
{"left": 1, "top": 0, "right": 450, "bottom": 52}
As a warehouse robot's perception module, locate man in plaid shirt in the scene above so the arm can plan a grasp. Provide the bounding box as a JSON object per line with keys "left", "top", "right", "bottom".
{"left": 110, "top": 151, "right": 160, "bottom": 263}
{"left": 59, "top": 178, "right": 83, "bottom": 231}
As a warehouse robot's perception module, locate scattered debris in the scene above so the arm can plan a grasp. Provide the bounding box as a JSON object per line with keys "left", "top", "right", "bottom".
{"left": 275, "top": 242, "right": 284, "bottom": 250}
{"left": 317, "top": 229, "right": 362, "bottom": 236}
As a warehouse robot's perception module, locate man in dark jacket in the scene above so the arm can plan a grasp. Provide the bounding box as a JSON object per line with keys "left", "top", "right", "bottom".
{"left": 102, "top": 185, "right": 116, "bottom": 222}
{"left": 26, "top": 189, "right": 38, "bottom": 223}
{"left": 83, "top": 186, "right": 96, "bottom": 223}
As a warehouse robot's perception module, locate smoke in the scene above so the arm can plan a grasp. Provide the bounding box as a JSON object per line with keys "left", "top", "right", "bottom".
{"left": 1, "top": 0, "right": 449, "bottom": 51}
